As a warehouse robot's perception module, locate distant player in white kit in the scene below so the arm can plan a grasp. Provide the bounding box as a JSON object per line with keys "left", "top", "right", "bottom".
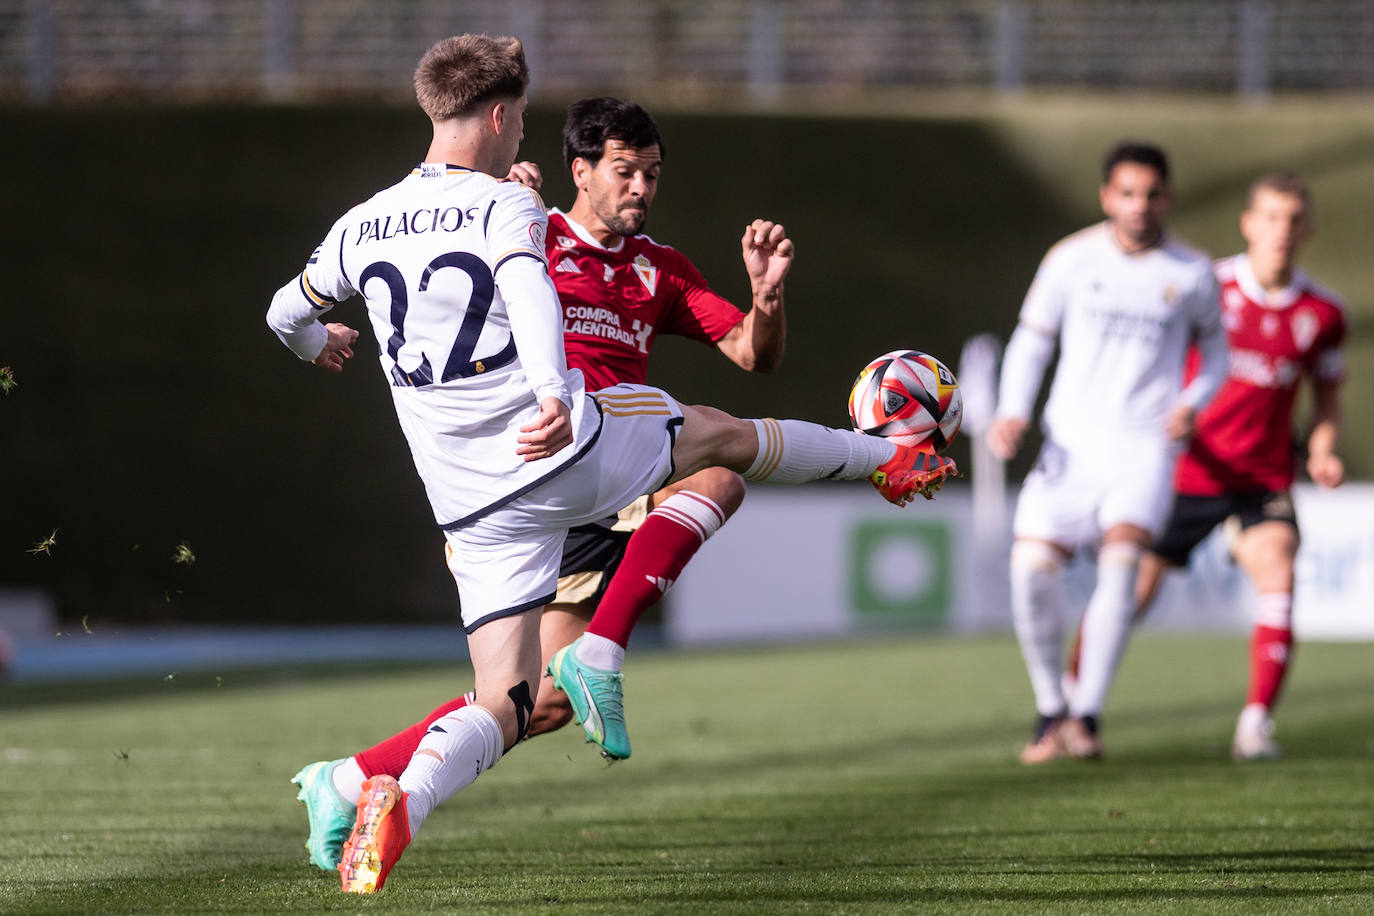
{"left": 987, "top": 141, "right": 1227, "bottom": 764}
{"left": 265, "top": 34, "right": 954, "bottom": 893}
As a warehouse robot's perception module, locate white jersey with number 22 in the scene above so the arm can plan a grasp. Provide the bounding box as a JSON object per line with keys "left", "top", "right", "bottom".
{"left": 267, "top": 163, "right": 596, "bottom": 529}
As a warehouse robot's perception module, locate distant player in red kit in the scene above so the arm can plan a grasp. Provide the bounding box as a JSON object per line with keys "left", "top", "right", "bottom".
{"left": 1068, "top": 171, "right": 1346, "bottom": 760}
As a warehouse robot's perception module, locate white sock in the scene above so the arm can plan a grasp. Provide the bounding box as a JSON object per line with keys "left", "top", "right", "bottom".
{"left": 1069, "top": 541, "right": 1142, "bottom": 719}
{"left": 1010, "top": 540, "right": 1069, "bottom": 717}
{"left": 574, "top": 632, "right": 625, "bottom": 672}
{"left": 332, "top": 756, "right": 366, "bottom": 806}
{"left": 399, "top": 705, "right": 504, "bottom": 837}
{"left": 652, "top": 491, "right": 726, "bottom": 545}
{"left": 743, "top": 418, "right": 896, "bottom": 484}
{"left": 1254, "top": 591, "right": 1293, "bottom": 629}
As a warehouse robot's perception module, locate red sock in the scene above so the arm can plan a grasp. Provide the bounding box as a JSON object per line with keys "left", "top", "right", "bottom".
{"left": 1246, "top": 624, "right": 1293, "bottom": 709}
{"left": 354, "top": 693, "right": 472, "bottom": 778}
{"left": 585, "top": 492, "right": 725, "bottom": 647}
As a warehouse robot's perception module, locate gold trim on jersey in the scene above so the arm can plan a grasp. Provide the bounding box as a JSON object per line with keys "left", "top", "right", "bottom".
{"left": 495, "top": 246, "right": 548, "bottom": 265}
{"left": 300, "top": 271, "right": 331, "bottom": 307}
{"left": 594, "top": 389, "right": 675, "bottom": 417}
{"left": 752, "top": 417, "right": 784, "bottom": 479}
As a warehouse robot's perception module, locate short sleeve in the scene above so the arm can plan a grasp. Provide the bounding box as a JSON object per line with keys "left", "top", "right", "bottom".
{"left": 659, "top": 249, "right": 746, "bottom": 344}
{"left": 487, "top": 182, "right": 549, "bottom": 276}
{"left": 300, "top": 216, "right": 356, "bottom": 308}
{"left": 1312, "top": 306, "right": 1348, "bottom": 385}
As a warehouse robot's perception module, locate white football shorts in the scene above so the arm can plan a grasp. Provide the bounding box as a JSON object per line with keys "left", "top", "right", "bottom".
{"left": 1013, "top": 436, "right": 1179, "bottom": 549}
{"left": 444, "top": 385, "right": 681, "bottom": 632}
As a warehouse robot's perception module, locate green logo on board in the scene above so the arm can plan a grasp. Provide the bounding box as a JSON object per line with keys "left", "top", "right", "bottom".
{"left": 848, "top": 519, "right": 952, "bottom": 624}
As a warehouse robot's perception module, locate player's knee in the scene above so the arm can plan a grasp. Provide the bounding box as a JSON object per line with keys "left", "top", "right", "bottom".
{"left": 678, "top": 466, "right": 746, "bottom": 517}
{"left": 1099, "top": 540, "right": 1142, "bottom": 571}
{"left": 1011, "top": 540, "right": 1067, "bottom": 575}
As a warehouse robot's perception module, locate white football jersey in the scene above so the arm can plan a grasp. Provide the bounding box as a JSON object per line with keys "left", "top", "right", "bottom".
{"left": 1016, "top": 223, "right": 1223, "bottom": 450}
{"left": 268, "top": 163, "right": 597, "bottom": 528}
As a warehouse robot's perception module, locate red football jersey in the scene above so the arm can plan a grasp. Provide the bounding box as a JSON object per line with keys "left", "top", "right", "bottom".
{"left": 546, "top": 210, "right": 747, "bottom": 391}
{"left": 1174, "top": 254, "right": 1346, "bottom": 495}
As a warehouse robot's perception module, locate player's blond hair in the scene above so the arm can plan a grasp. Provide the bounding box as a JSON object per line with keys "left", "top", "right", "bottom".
{"left": 1246, "top": 171, "right": 1310, "bottom": 209}
{"left": 414, "top": 34, "right": 528, "bottom": 122}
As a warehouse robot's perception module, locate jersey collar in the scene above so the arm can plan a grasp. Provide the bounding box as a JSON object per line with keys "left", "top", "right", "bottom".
{"left": 411, "top": 162, "right": 480, "bottom": 177}
{"left": 1234, "top": 253, "right": 1306, "bottom": 309}
{"left": 1100, "top": 220, "right": 1167, "bottom": 257}
{"left": 550, "top": 208, "right": 626, "bottom": 253}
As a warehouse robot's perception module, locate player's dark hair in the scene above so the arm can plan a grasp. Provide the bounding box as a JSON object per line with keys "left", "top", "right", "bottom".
{"left": 414, "top": 34, "right": 528, "bottom": 122}
{"left": 1101, "top": 141, "right": 1170, "bottom": 184}
{"left": 1247, "top": 170, "right": 1310, "bottom": 208}
{"left": 562, "top": 97, "right": 666, "bottom": 169}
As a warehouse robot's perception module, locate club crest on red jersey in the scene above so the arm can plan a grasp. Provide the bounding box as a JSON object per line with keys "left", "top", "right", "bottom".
{"left": 632, "top": 254, "right": 658, "bottom": 296}
{"left": 1291, "top": 308, "right": 1319, "bottom": 352}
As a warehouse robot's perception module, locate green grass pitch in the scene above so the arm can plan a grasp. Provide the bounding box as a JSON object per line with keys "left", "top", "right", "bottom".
{"left": 1, "top": 634, "right": 1371, "bottom": 913}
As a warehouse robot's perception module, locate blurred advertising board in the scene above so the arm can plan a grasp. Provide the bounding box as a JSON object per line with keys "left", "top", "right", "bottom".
{"left": 666, "top": 483, "right": 1374, "bottom": 645}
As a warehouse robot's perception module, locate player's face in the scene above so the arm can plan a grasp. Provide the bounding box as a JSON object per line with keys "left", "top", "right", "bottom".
{"left": 577, "top": 140, "right": 661, "bottom": 237}
{"left": 1099, "top": 162, "right": 1171, "bottom": 251}
{"left": 1241, "top": 188, "right": 1311, "bottom": 269}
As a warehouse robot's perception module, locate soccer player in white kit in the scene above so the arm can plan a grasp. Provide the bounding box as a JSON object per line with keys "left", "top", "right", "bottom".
{"left": 987, "top": 142, "right": 1227, "bottom": 764}
{"left": 265, "top": 34, "right": 954, "bottom": 893}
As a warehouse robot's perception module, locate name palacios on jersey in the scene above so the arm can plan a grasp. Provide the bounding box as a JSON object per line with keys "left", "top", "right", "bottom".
{"left": 354, "top": 206, "right": 484, "bottom": 245}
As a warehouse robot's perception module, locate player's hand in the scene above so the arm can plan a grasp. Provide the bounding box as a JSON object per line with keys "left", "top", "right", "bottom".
{"left": 504, "top": 161, "right": 543, "bottom": 192}
{"left": 517, "top": 396, "right": 572, "bottom": 461}
{"left": 1308, "top": 450, "right": 1344, "bottom": 488}
{"left": 1164, "top": 404, "right": 1196, "bottom": 441}
{"left": 741, "top": 219, "right": 794, "bottom": 297}
{"left": 311, "top": 322, "right": 359, "bottom": 373}
{"left": 985, "top": 416, "right": 1027, "bottom": 461}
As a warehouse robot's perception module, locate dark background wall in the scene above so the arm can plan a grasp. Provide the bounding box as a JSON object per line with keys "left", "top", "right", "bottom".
{"left": 2, "top": 103, "right": 1365, "bottom": 626}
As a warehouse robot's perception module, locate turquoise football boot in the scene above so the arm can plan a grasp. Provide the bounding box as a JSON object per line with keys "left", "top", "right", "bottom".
{"left": 291, "top": 758, "right": 355, "bottom": 871}
{"left": 547, "top": 637, "right": 631, "bottom": 760}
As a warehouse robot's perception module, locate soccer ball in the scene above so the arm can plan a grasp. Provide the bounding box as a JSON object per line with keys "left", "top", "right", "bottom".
{"left": 848, "top": 350, "right": 962, "bottom": 451}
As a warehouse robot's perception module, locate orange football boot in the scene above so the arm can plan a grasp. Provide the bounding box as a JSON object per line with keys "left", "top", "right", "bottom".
{"left": 338, "top": 775, "right": 411, "bottom": 894}
{"left": 870, "top": 443, "right": 958, "bottom": 505}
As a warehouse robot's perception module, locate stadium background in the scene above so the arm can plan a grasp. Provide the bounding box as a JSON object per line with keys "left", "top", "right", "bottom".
{"left": 2, "top": 0, "right": 1372, "bottom": 633}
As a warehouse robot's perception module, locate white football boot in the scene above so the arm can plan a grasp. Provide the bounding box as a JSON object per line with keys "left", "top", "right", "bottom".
{"left": 1231, "top": 704, "right": 1281, "bottom": 761}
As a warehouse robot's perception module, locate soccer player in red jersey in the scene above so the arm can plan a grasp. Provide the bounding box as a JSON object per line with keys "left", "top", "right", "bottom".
{"left": 1066, "top": 171, "right": 1346, "bottom": 760}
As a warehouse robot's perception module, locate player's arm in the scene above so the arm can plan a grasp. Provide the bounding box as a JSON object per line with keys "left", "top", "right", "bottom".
{"left": 987, "top": 323, "right": 1055, "bottom": 460}
{"left": 986, "top": 251, "right": 1065, "bottom": 460}
{"left": 491, "top": 186, "right": 574, "bottom": 460}
{"left": 1307, "top": 382, "right": 1344, "bottom": 488}
{"left": 266, "top": 222, "right": 360, "bottom": 372}
{"left": 504, "top": 256, "right": 573, "bottom": 460}
{"left": 1170, "top": 274, "right": 1228, "bottom": 440}
{"left": 715, "top": 219, "right": 792, "bottom": 373}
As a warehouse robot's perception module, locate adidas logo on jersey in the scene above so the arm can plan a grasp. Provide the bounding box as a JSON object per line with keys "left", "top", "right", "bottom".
{"left": 556, "top": 259, "right": 581, "bottom": 274}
